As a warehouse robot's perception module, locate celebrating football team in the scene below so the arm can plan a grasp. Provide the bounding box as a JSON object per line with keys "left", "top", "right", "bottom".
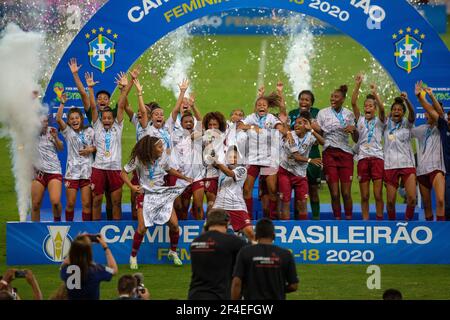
{"left": 31, "top": 57, "right": 450, "bottom": 266}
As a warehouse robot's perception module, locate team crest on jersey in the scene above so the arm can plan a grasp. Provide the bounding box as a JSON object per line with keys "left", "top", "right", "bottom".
{"left": 86, "top": 27, "right": 118, "bottom": 73}
{"left": 393, "top": 27, "right": 425, "bottom": 74}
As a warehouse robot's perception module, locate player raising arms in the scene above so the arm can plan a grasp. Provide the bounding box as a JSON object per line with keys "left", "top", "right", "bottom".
{"left": 114, "top": 71, "right": 149, "bottom": 220}
{"left": 172, "top": 110, "right": 204, "bottom": 220}
{"left": 87, "top": 72, "right": 126, "bottom": 221}
{"left": 383, "top": 93, "right": 416, "bottom": 220}
{"left": 69, "top": 58, "right": 117, "bottom": 220}
{"left": 167, "top": 80, "right": 204, "bottom": 219}
{"left": 238, "top": 85, "right": 287, "bottom": 220}
{"left": 413, "top": 82, "right": 446, "bottom": 221}
{"left": 225, "top": 108, "right": 245, "bottom": 147}
{"left": 288, "top": 90, "right": 322, "bottom": 220}
{"left": 56, "top": 93, "right": 96, "bottom": 221}
{"left": 212, "top": 145, "right": 255, "bottom": 243}
{"left": 31, "top": 115, "right": 64, "bottom": 221}
{"left": 351, "top": 74, "right": 386, "bottom": 220}
{"left": 202, "top": 111, "right": 228, "bottom": 214}
{"left": 316, "top": 85, "right": 358, "bottom": 220}
{"left": 121, "top": 136, "right": 193, "bottom": 269}
{"left": 279, "top": 113, "right": 324, "bottom": 220}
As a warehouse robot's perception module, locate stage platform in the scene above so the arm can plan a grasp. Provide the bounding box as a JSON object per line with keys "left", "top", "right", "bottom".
{"left": 28, "top": 203, "right": 425, "bottom": 222}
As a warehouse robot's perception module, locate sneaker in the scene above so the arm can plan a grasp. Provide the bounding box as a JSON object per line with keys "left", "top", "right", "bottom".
{"left": 167, "top": 250, "right": 183, "bottom": 266}
{"left": 129, "top": 255, "right": 138, "bottom": 270}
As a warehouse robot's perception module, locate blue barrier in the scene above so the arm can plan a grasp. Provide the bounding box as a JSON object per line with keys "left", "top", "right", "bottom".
{"left": 7, "top": 220, "right": 450, "bottom": 265}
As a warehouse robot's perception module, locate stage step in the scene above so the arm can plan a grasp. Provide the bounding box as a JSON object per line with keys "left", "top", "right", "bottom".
{"left": 26, "top": 203, "right": 425, "bottom": 222}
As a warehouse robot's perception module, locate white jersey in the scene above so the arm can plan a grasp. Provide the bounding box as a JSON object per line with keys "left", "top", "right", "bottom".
{"left": 316, "top": 107, "right": 355, "bottom": 154}
{"left": 412, "top": 124, "right": 446, "bottom": 176}
{"left": 355, "top": 116, "right": 385, "bottom": 161}
{"left": 92, "top": 119, "right": 123, "bottom": 170}
{"left": 61, "top": 126, "right": 94, "bottom": 179}
{"left": 213, "top": 166, "right": 248, "bottom": 211}
{"left": 242, "top": 112, "right": 281, "bottom": 129}
{"left": 240, "top": 128, "right": 282, "bottom": 167}
{"left": 171, "top": 122, "right": 204, "bottom": 182}
{"left": 383, "top": 118, "right": 415, "bottom": 169}
{"left": 35, "top": 127, "right": 62, "bottom": 174}
{"left": 131, "top": 113, "right": 150, "bottom": 142}
{"left": 280, "top": 132, "right": 317, "bottom": 177}
{"left": 124, "top": 152, "right": 171, "bottom": 188}
{"left": 147, "top": 123, "right": 172, "bottom": 150}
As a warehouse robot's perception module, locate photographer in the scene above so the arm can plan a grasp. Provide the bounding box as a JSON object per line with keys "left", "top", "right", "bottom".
{"left": 0, "top": 269, "right": 43, "bottom": 300}
{"left": 117, "top": 274, "right": 150, "bottom": 300}
{"left": 60, "top": 234, "right": 118, "bottom": 300}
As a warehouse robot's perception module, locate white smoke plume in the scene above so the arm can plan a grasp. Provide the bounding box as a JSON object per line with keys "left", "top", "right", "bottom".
{"left": 0, "top": 23, "right": 48, "bottom": 221}
{"left": 283, "top": 15, "right": 315, "bottom": 99}
{"left": 161, "top": 26, "right": 193, "bottom": 97}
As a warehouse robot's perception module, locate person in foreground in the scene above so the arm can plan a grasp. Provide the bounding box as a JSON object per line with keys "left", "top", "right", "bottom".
{"left": 231, "top": 218, "right": 298, "bottom": 300}
{"left": 60, "top": 234, "right": 118, "bottom": 300}
{"left": 188, "top": 209, "right": 247, "bottom": 300}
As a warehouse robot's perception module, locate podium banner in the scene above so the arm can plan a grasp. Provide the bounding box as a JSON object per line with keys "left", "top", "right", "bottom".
{"left": 7, "top": 220, "right": 450, "bottom": 265}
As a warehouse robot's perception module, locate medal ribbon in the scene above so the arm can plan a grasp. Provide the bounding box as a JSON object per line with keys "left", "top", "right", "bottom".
{"left": 148, "top": 160, "right": 158, "bottom": 182}
{"left": 159, "top": 128, "right": 171, "bottom": 148}
{"left": 136, "top": 123, "right": 141, "bottom": 142}
{"left": 297, "top": 132, "right": 311, "bottom": 153}
{"left": 332, "top": 108, "right": 346, "bottom": 127}
{"left": 218, "top": 172, "right": 227, "bottom": 188}
{"left": 365, "top": 118, "right": 376, "bottom": 144}
{"left": 423, "top": 127, "right": 433, "bottom": 153}
{"left": 388, "top": 119, "right": 401, "bottom": 135}
{"left": 104, "top": 129, "right": 111, "bottom": 155}
{"left": 257, "top": 114, "right": 267, "bottom": 129}
{"left": 78, "top": 130, "right": 87, "bottom": 146}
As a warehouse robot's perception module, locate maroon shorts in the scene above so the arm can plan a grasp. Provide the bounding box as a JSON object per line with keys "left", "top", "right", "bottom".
{"left": 165, "top": 174, "right": 178, "bottom": 187}
{"left": 131, "top": 170, "right": 139, "bottom": 186}
{"left": 34, "top": 171, "right": 62, "bottom": 188}
{"left": 64, "top": 179, "right": 90, "bottom": 190}
{"left": 357, "top": 157, "right": 384, "bottom": 183}
{"left": 417, "top": 170, "right": 444, "bottom": 189}
{"left": 323, "top": 148, "right": 354, "bottom": 184}
{"left": 136, "top": 193, "right": 144, "bottom": 210}
{"left": 181, "top": 180, "right": 205, "bottom": 199}
{"left": 384, "top": 167, "right": 416, "bottom": 189}
{"left": 278, "top": 167, "right": 309, "bottom": 202}
{"left": 247, "top": 165, "right": 277, "bottom": 178}
{"left": 227, "top": 210, "right": 252, "bottom": 232}
{"left": 91, "top": 168, "right": 124, "bottom": 195}
{"left": 203, "top": 177, "right": 218, "bottom": 195}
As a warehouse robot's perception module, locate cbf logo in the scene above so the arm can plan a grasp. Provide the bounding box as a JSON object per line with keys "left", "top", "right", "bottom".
{"left": 42, "top": 226, "right": 72, "bottom": 262}
{"left": 393, "top": 27, "right": 425, "bottom": 74}
{"left": 86, "top": 27, "right": 118, "bottom": 73}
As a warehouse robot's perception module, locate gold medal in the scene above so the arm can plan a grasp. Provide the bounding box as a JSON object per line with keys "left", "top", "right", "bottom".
{"left": 388, "top": 134, "right": 395, "bottom": 141}
{"left": 364, "top": 143, "right": 371, "bottom": 149}
{"left": 105, "top": 151, "right": 111, "bottom": 157}
{"left": 149, "top": 180, "right": 154, "bottom": 187}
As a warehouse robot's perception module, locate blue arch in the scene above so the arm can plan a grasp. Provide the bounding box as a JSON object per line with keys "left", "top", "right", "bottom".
{"left": 44, "top": 0, "right": 450, "bottom": 113}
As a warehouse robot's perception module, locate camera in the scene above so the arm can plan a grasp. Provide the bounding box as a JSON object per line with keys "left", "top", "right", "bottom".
{"left": 133, "top": 273, "right": 146, "bottom": 298}
{"left": 15, "top": 270, "right": 26, "bottom": 278}
{"left": 87, "top": 234, "right": 100, "bottom": 243}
